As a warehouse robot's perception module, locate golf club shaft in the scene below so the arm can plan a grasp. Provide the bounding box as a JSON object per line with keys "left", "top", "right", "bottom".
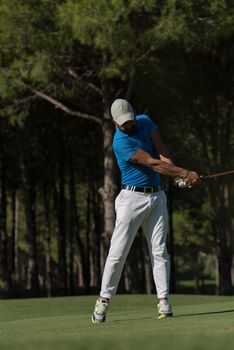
{"left": 201, "top": 170, "right": 234, "bottom": 180}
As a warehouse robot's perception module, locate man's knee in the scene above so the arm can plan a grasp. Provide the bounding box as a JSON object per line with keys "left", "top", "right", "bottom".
{"left": 107, "top": 252, "right": 127, "bottom": 266}
{"left": 153, "top": 249, "right": 170, "bottom": 262}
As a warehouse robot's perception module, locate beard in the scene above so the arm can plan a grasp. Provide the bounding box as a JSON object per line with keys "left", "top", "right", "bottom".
{"left": 122, "top": 125, "right": 137, "bottom": 135}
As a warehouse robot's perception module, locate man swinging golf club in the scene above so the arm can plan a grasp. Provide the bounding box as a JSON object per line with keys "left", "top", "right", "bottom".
{"left": 92, "top": 99, "right": 201, "bottom": 323}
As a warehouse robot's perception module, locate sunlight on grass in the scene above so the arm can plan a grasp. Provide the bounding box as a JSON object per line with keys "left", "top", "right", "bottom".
{"left": 0, "top": 295, "right": 233, "bottom": 350}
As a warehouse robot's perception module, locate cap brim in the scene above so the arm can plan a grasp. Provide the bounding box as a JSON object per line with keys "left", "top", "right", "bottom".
{"left": 115, "top": 112, "right": 135, "bottom": 126}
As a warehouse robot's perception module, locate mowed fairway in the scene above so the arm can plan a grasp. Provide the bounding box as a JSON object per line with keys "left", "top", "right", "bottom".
{"left": 0, "top": 294, "right": 233, "bottom": 350}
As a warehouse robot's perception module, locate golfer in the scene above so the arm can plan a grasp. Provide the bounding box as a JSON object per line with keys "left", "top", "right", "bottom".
{"left": 92, "top": 99, "right": 201, "bottom": 323}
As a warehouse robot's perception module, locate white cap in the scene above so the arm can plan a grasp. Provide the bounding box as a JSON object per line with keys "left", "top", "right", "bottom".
{"left": 111, "top": 99, "right": 134, "bottom": 125}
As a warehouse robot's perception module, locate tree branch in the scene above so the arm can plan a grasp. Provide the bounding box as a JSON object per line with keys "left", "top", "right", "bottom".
{"left": 136, "top": 46, "right": 155, "bottom": 63}
{"left": 125, "top": 67, "right": 136, "bottom": 101}
{"left": 114, "top": 87, "right": 124, "bottom": 99}
{"left": 124, "top": 46, "right": 155, "bottom": 100}
{"left": 0, "top": 67, "right": 102, "bottom": 125}
{"left": 67, "top": 67, "right": 103, "bottom": 96}
{"left": 21, "top": 81, "right": 102, "bottom": 125}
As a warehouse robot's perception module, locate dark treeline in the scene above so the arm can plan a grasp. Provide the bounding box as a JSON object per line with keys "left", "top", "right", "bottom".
{"left": 0, "top": 1, "right": 233, "bottom": 297}
{"left": 0, "top": 104, "right": 159, "bottom": 297}
{"left": 0, "top": 106, "right": 104, "bottom": 296}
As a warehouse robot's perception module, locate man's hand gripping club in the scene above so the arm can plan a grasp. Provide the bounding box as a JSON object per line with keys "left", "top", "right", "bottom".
{"left": 174, "top": 171, "right": 201, "bottom": 188}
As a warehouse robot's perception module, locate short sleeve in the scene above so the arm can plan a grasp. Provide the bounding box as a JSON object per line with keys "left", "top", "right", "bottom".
{"left": 113, "top": 137, "right": 139, "bottom": 162}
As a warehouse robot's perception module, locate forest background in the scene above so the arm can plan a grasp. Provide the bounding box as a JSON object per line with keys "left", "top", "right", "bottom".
{"left": 0, "top": 0, "right": 233, "bottom": 299}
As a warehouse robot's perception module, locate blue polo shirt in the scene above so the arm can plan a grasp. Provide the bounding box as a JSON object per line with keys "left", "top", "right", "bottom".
{"left": 113, "top": 114, "right": 161, "bottom": 187}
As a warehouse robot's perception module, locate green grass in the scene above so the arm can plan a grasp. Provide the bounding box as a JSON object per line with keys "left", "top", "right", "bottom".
{"left": 0, "top": 294, "right": 233, "bottom": 350}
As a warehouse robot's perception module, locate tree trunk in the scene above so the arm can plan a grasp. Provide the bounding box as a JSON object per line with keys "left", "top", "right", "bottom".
{"left": 144, "top": 244, "right": 153, "bottom": 294}
{"left": 138, "top": 231, "right": 146, "bottom": 293}
{"left": 43, "top": 183, "right": 52, "bottom": 297}
{"left": 11, "top": 190, "right": 20, "bottom": 283}
{"left": 168, "top": 178, "right": 176, "bottom": 293}
{"left": 10, "top": 191, "right": 16, "bottom": 277}
{"left": 68, "top": 162, "right": 75, "bottom": 295}
{"left": 84, "top": 180, "right": 91, "bottom": 294}
{"left": 213, "top": 182, "right": 233, "bottom": 295}
{"left": 68, "top": 156, "right": 88, "bottom": 293}
{"left": 100, "top": 76, "right": 118, "bottom": 253}
{"left": 8, "top": 189, "right": 19, "bottom": 293}
{"left": 101, "top": 118, "right": 117, "bottom": 244}
{"left": 21, "top": 159, "right": 39, "bottom": 295}
{"left": 127, "top": 239, "right": 141, "bottom": 293}
{"left": 57, "top": 154, "right": 67, "bottom": 295}
{"left": 91, "top": 181, "right": 102, "bottom": 289}
{"left": 0, "top": 149, "right": 8, "bottom": 288}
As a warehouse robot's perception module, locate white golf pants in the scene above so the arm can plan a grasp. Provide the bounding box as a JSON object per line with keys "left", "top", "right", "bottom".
{"left": 100, "top": 189, "right": 170, "bottom": 299}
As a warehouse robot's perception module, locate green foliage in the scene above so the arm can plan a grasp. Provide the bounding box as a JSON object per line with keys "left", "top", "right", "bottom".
{"left": 153, "top": 0, "right": 234, "bottom": 49}
{"left": 58, "top": 0, "right": 129, "bottom": 47}
{"left": 57, "top": 0, "right": 136, "bottom": 79}
{"left": 27, "top": 52, "right": 51, "bottom": 83}
{"left": 0, "top": 0, "right": 57, "bottom": 87}
{"left": 0, "top": 74, "right": 9, "bottom": 99}
{"left": 128, "top": 0, "right": 156, "bottom": 12}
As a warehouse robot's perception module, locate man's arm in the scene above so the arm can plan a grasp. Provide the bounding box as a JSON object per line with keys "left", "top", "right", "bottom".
{"left": 130, "top": 149, "right": 201, "bottom": 186}
{"left": 150, "top": 130, "right": 174, "bottom": 165}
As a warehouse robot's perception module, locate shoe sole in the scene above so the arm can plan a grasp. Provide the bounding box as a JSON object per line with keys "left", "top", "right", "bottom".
{"left": 158, "top": 313, "right": 173, "bottom": 319}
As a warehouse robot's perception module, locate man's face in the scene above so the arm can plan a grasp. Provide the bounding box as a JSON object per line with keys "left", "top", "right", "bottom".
{"left": 117, "top": 120, "right": 137, "bottom": 135}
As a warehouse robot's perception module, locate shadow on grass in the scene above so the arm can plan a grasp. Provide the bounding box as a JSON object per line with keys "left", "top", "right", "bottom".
{"left": 112, "top": 310, "right": 234, "bottom": 322}
{"left": 112, "top": 316, "right": 152, "bottom": 323}
{"left": 174, "top": 309, "right": 234, "bottom": 318}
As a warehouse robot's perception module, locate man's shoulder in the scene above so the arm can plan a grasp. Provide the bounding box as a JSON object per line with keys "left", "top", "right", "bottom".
{"left": 136, "top": 114, "right": 152, "bottom": 122}
{"left": 136, "top": 114, "right": 157, "bottom": 126}
{"left": 136, "top": 114, "right": 158, "bottom": 131}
